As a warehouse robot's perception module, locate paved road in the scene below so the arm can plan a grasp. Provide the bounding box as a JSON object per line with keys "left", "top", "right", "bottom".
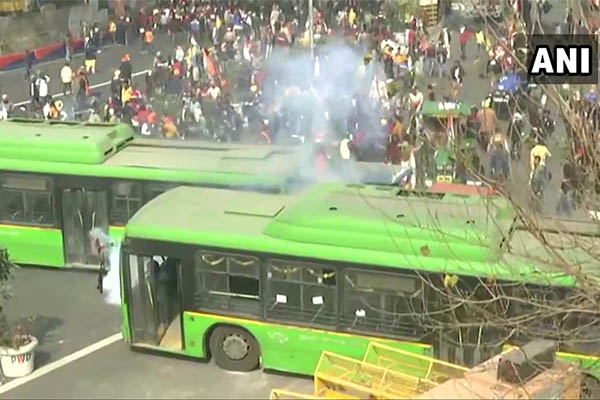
{"left": 4, "top": 268, "right": 121, "bottom": 368}
{"left": 1, "top": 340, "right": 313, "bottom": 399}
{"left": 0, "top": 34, "right": 180, "bottom": 108}
{"left": 1, "top": 268, "right": 312, "bottom": 398}
{"left": 443, "top": 1, "right": 582, "bottom": 216}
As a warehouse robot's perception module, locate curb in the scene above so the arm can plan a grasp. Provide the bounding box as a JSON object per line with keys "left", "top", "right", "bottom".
{"left": 0, "top": 32, "right": 112, "bottom": 71}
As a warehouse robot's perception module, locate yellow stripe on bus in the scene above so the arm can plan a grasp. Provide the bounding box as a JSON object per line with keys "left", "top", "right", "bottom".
{"left": 0, "top": 223, "right": 126, "bottom": 233}
{"left": 188, "top": 311, "right": 432, "bottom": 349}
{"left": 503, "top": 344, "right": 599, "bottom": 361}
{"left": 556, "top": 351, "right": 600, "bottom": 361}
{"left": 0, "top": 223, "right": 61, "bottom": 232}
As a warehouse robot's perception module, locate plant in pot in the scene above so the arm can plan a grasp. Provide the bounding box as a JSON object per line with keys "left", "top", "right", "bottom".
{"left": 0, "top": 247, "right": 38, "bottom": 379}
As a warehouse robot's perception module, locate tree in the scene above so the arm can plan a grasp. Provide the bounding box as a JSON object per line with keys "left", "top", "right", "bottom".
{"left": 409, "top": 4, "right": 600, "bottom": 397}
{"left": 382, "top": 0, "right": 418, "bottom": 31}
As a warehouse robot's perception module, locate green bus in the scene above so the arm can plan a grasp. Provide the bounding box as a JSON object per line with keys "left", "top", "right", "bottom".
{"left": 0, "top": 119, "right": 310, "bottom": 269}
{"left": 119, "top": 183, "right": 600, "bottom": 392}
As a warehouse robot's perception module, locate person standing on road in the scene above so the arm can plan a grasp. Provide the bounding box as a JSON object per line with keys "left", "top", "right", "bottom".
{"left": 143, "top": 27, "right": 155, "bottom": 54}
{"left": 92, "top": 23, "right": 102, "bottom": 52}
{"left": 120, "top": 53, "right": 132, "bottom": 83}
{"left": 566, "top": 8, "right": 574, "bottom": 36}
{"left": 449, "top": 60, "right": 465, "bottom": 101}
{"left": 109, "top": 20, "right": 117, "bottom": 44}
{"left": 60, "top": 63, "right": 73, "bottom": 95}
{"left": 478, "top": 101, "right": 498, "bottom": 151}
{"left": 124, "top": 16, "right": 133, "bottom": 46}
{"left": 116, "top": 16, "right": 125, "bottom": 45}
{"left": 458, "top": 26, "right": 469, "bottom": 61}
{"left": 64, "top": 33, "right": 73, "bottom": 63}
{"left": 145, "top": 70, "right": 155, "bottom": 98}
{"left": 489, "top": 140, "right": 510, "bottom": 182}
{"left": 36, "top": 71, "right": 50, "bottom": 106}
{"left": 0, "top": 94, "right": 13, "bottom": 120}
{"left": 24, "top": 49, "right": 34, "bottom": 81}
{"left": 84, "top": 40, "right": 97, "bottom": 74}
{"left": 530, "top": 155, "right": 551, "bottom": 209}
{"left": 435, "top": 40, "right": 447, "bottom": 78}
{"left": 110, "top": 69, "right": 122, "bottom": 104}
{"left": 530, "top": 139, "right": 551, "bottom": 170}
{"left": 121, "top": 80, "right": 133, "bottom": 104}
{"left": 28, "top": 74, "right": 39, "bottom": 107}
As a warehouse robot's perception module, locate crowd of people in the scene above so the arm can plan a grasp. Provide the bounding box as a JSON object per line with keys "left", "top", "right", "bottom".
{"left": 1, "top": 0, "right": 599, "bottom": 217}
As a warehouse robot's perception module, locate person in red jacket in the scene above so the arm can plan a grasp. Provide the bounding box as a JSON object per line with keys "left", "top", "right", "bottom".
{"left": 459, "top": 26, "right": 474, "bottom": 61}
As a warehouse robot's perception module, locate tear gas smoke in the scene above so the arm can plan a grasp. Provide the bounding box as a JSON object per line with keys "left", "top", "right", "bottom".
{"left": 104, "top": 242, "right": 121, "bottom": 306}
{"left": 263, "top": 43, "right": 388, "bottom": 151}
{"left": 261, "top": 44, "right": 393, "bottom": 184}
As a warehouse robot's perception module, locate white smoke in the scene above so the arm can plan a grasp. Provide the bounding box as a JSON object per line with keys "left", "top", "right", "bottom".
{"left": 262, "top": 43, "right": 390, "bottom": 183}
{"left": 104, "top": 242, "right": 122, "bottom": 306}
{"left": 262, "top": 43, "right": 386, "bottom": 148}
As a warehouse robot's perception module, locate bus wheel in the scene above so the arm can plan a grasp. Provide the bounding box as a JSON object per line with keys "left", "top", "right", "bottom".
{"left": 582, "top": 375, "right": 600, "bottom": 399}
{"left": 209, "top": 326, "right": 260, "bottom": 372}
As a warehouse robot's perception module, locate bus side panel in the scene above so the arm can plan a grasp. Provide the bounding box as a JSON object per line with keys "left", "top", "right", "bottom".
{"left": 251, "top": 324, "right": 432, "bottom": 376}
{"left": 120, "top": 260, "right": 131, "bottom": 343}
{"left": 556, "top": 352, "right": 600, "bottom": 382}
{"left": 0, "top": 225, "right": 64, "bottom": 267}
{"left": 182, "top": 311, "right": 211, "bottom": 358}
{"left": 182, "top": 311, "right": 431, "bottom": 376}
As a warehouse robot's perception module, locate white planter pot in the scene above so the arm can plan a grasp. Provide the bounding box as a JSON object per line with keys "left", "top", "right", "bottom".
{"left": 0, "top": 336, "right": 38, "bottom": 378}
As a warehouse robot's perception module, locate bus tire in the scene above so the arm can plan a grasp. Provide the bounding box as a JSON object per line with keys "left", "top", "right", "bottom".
{"left": 209, "top": 325, "right": 260, "bottom": 372}
{"left": 582, "top": 375, "right": 600, "bottom": 399}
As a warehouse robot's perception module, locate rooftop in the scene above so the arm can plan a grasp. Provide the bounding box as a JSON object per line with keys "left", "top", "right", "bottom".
{"left": 0, "top": 120, "right": 310, "bottom": 188}
{"left": 104, "top": 140, "right": 309, "bottom": 177}
{"left": 0, "top": 119, "right": 134, "bottom": 164}
{"left": 123, "top": 184, "right": 584, "bottom": 286}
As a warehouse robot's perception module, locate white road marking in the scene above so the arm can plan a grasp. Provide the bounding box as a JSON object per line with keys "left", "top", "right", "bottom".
{"left": 13, "top": 69, "right": 149, "bottom": 106}
{"left": 0, "top": 332, "right": 123, "bottom": 394}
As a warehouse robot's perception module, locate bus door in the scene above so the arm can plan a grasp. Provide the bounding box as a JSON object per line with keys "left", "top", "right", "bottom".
{"left": 126, "top": 254, "right": 182, "bottom": 350}
{"left": 61, "top": 188, "right": 109, "bottom": 267}
{"left": 436, "top": 328, "right": 502, "bottom": 368}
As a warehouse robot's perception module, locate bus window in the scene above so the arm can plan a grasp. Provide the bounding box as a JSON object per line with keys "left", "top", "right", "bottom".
{"left": 266, "top": 260, "right": 337, "bottom": 327}
{"left": 111, "top": 181, "right": 143, "bottom": 225}
{"left": 194, "top": 252, "right": 260, "bottom": 316}
{"left": 0, "top": 190, "right": 26, "bottom": 223}
{"left": 0, "top": 174, "right": 55, "bottom": 226}
{"left": 561, "top": 314, "right": 600, "bottom": 355}
{"left": 341, "top": 269, "right": 424, "bottom": 338}
{"left": 30, "top": 192, "right": 54, "bottom": 225}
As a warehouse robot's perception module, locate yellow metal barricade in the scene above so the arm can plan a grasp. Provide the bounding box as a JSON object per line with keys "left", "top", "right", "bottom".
{"left": 314, "top": 351, "right": 437, "bottom": 399}
{"left": 362, "top": 342, "right": 468, "bottom": 384}
{"left": 269, "top": 389, "right": 322, "bottom": 400}
{"left": 0, "top": 0, "right": 25, "bottom": 13}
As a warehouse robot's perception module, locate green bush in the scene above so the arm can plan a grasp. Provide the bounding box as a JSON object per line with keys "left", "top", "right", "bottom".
{"left": 0, "top": 247, "right": 14, "bottom": 316}
{"left": 0, "top": 247, "right": 34, "bottom": 350}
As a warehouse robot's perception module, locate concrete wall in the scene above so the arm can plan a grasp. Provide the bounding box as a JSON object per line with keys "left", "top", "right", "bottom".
{"left": 0, "top": 1, "right": 108, "bottom": 54}
{"left": 0, "top": 5, "right": 66, "bottom": 52}
{"left": 68, "top": 1, "right": 108, "bottom": 38}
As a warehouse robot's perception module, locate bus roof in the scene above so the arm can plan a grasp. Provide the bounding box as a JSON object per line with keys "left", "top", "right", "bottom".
{"left": 123, "top": 184, "right": 589, "bottom": 287}
{"left": 104, "top": 140, "right": 307, "bottom": 177}
{"left": 0, "top": 120, "right": 310, "bottom": 189}
{"left": 0, "top": 119, "right": 133, "bottom": 164}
